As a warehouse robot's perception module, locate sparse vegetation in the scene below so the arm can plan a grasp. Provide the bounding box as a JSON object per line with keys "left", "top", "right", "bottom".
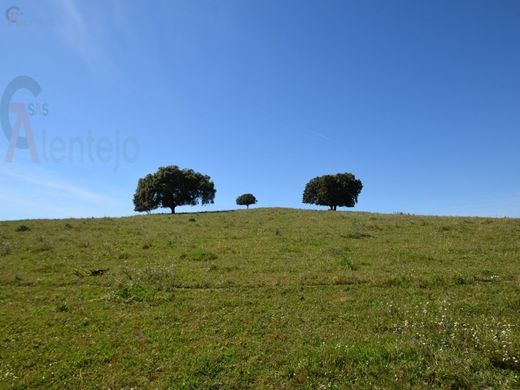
{"left": 0, "top": 208, "right": 519, "bottom": 388}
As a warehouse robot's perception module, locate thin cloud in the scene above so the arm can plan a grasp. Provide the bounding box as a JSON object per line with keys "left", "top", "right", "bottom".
{"left": 307, "top": 130, "right": 331, "bottom": 141}
{"left": 0, "top": 191, "right": 70, "bottom": 218}
{"left": 1, "top": 166, "right": 114, "bottom": 205}
{"left": 51, "top": 0, "right": 115, "bottom": 72}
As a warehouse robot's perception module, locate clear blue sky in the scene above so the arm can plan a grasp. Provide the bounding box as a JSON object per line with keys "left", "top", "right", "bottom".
{"left": 1, "top": 0, "right": 519, "bottom": 220}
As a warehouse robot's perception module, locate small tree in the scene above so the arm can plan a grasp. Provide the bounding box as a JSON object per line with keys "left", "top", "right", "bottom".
{"left": 133, "top": 166, "right": 216, "bottom": 214}
{"left": 303, "top": 173, "right": 362, "bottom": 211}
{"left": 236, "top": 193, "right": 257, "bottom": 209}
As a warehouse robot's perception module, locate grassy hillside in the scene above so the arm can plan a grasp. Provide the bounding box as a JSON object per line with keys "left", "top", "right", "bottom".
{"left": 1, "top": 208, "right": 519, "bottom": 388}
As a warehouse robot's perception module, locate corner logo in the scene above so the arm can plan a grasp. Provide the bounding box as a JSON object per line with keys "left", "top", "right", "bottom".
{"left": 5, "top": 6, "right": 21, "bottom": 25}
{"left": 1, "top": 76, "right": 44, "bottom": 162}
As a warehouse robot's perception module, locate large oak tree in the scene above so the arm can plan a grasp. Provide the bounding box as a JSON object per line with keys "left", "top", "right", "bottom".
{"left": 303, "top": 173, "right": 362, "bottom": 211}
{"left": 133, "top": 166, "right": 216, "bottom": 214}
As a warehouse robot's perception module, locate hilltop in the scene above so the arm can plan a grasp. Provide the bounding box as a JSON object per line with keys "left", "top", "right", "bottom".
{"left": 1, "top": 208, "right": 519, "bottom": 388}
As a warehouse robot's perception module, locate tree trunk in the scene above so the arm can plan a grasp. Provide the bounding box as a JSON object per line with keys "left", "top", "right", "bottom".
{"left": 170, "top": 206, "right": 176, "bottom": 214}
{"left": 333, "top": 205, "right": 337, "bottom": 211}
{"left": 247, "top": 205, "right": 249, "bottom": 209}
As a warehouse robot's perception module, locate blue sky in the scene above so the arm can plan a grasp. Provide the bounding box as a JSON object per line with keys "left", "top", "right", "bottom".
{"left": 1, "top": 0, "right": 519, "bottom": 220}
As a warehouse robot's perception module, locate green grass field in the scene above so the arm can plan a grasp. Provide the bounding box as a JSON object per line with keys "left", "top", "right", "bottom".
{"left": 1, "top": 208, "right": 519, "bottom": 388}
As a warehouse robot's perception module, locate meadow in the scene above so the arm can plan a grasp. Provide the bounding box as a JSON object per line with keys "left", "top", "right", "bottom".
{"left": 0, "top": 208, "right": 519, "bottom": 388}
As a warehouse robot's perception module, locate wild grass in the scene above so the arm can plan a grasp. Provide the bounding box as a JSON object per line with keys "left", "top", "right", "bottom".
{"left": 0, "top": 208, "right": 518, "bottom": 388}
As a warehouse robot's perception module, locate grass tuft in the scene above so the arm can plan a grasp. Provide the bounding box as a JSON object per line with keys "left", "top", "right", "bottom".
{"left": 15, "top": 224, "right": 30, "bottom": 232}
